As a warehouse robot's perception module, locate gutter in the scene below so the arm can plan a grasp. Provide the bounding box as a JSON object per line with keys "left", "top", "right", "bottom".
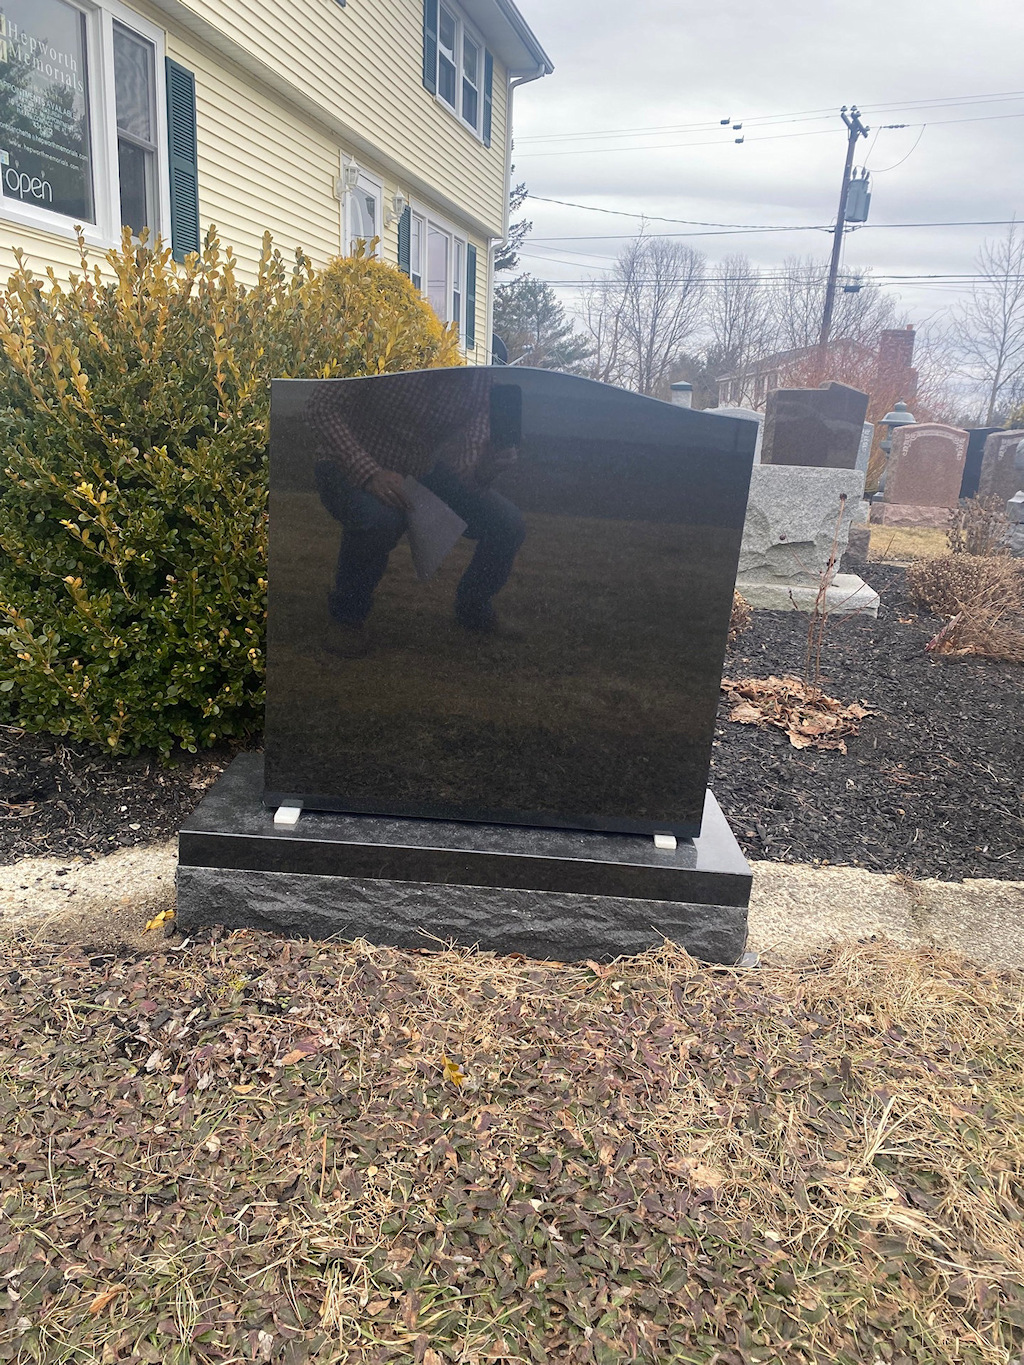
{"left": 492, "top": 0, "right": 553, "bottom": 76}
{"left": 486, "top": 61, "right": 548, "bottom": 362}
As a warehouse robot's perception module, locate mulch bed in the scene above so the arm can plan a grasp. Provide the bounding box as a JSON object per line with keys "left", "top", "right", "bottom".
{"left": 715, "top": 564, "right": 1023, "bottom": 881}
{"left": 0, "top": 732, "right": 229, "bottom": 864}
{"left": 0, "top": 565, "right": 1019, "bottom": 881}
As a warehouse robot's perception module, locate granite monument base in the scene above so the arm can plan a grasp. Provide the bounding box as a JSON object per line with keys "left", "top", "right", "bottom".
{"left": 738, "top": 572, "right": 879, "bottom": 616}
{"left": 177, "top": 755, "right": 752, "bottom": 963}
{"left": 869, "top": 501, "right": 955, "bottom": 528}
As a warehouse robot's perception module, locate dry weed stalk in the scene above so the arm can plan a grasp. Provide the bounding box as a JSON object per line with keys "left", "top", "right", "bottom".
{"left": 948, "top": 495, "right": 1011, "bottom": 557}
{"left": 729, "top": 590, "right": 752, "bottom": 643}
{"left": 908, "top": 553, "right": 1024, "bottom": 662}
{"left": 801, "top": 492, "right": 848, "bottom": 697}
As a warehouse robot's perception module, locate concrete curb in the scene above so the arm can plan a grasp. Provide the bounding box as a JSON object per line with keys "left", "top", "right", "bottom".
{"left": 0, "top": 843, "right": 1020, "bottom": 970}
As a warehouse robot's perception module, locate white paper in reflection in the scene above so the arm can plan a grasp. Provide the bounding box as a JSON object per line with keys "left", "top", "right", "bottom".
{"left": 402, "top": 476, "right": 468, "bottom": 582}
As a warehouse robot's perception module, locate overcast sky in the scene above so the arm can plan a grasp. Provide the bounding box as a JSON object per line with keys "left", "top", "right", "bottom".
{"left": 508, "top": 0, "right": 1024, "bottom": 327}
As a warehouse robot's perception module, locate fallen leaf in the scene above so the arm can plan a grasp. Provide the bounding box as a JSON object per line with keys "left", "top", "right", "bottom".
{"left": 145, "top": 909, "right": 174, "bottom": 932}
{"left": 88, "top": 1284, "right": 127, "bottom": 1316}
{"left": 442, "top": 1054, "right": 466, "bottom": 1086}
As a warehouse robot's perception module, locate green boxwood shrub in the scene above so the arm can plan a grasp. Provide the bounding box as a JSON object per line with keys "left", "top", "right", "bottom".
{"left": 0, "top": 228, "right": 461, "bottom": 755}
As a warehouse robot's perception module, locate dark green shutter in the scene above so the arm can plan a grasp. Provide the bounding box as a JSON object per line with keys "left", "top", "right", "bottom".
{"left": 165, "top": 59, "right": 199, "bottom": 262}
{"left": 482, "top": 51, "right": 494, "bottom": 146}
{"left": 423, "top": 0, "right": 438, "bottom": 93}
{"left": 397, "top": 206, "right": 411, "bottom": 275}
{"left": 465, "top": 243, "right": 477, "bottom": 348}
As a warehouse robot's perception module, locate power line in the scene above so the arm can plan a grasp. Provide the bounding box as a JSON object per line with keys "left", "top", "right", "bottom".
{"left": 524, "top": 198, "right": 1022, "bottom": 235}
{"left": 517, "top": 108, "right": 1024, "bottom": 159}
{"left": 516, "top": 272, "right": 1024, "bottom": 287}
{"left": 515, "top": 89, "right": 1024, "bottom": 145}
{"left": 520, "top": 127, "right": 844, "bottom": 158}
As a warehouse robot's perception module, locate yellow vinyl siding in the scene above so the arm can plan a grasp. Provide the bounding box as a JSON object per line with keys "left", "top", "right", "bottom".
{"left": 166, "top": 29, "right": 342, "bottom": 272}
{"left": 0, "top": 0, "right": 500, "bottom": 362}
{"left": 157, "top": 0, "right": 509, "bottom": 235}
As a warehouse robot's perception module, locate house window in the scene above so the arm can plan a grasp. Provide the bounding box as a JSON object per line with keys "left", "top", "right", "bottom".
{"left": 437, "top": 6, "right": 457, "bottom": 109}
{"left": 113, "top": 22, "right": 157, "bottom": 235}
{"left": 461, "top": 33, "right": 479, "bottom": 128}
{"left": 409, "top": 212, "right": 423, "bottom": 290}
{"left": 452, "top": 238, "right": 463, "bottom": 329}
{"left": 409, "top": 207, "right": 467, "bottom": 334}
{"left": 344, "top": 164, "right": 381, "bottom": 256}
{"left": 430, "top": 1, "right": 485, "bottom": 137}
{"left": 0, "top": 0, "right": 168, "bottom": 243}
{"left": 426, "top": 221, "right": 448, "bottom": 318}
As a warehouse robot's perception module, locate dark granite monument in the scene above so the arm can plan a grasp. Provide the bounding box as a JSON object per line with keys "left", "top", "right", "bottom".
{"left": 960, "top": 426, "right": 1002, "bottom": 500}
{"left": 178, "top": 368, "right": 757, "bottom": 961}
{"left": 762, "top": 382, "right": 870, "bottom": 469}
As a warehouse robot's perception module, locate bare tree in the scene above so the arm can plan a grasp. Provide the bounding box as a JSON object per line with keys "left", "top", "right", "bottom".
{"left": 580, "top": 236, "right": 706, "bottom": 395}
{"left": 707, "top": 253, "right": 777, "bottom": 373}
{"left": 770, "top": 256, "right": 901, "bottom": 350}
{"left": 578, "top": 274, "right": 626, "bottom": 386}
{"left": 953, "top": 222, "right": 1024, "bottom": 423}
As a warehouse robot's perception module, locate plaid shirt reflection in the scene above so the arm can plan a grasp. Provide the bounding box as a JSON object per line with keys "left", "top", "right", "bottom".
{"left": 307, "top": 369, "right": 491, "bottom": 487}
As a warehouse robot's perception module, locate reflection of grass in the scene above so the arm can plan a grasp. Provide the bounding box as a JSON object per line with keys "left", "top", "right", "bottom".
{"left": 869, "top": 525, "right": 949, "bottom": 563}
{"left": 265, "top": 491, "right": 738, "bottom": 826}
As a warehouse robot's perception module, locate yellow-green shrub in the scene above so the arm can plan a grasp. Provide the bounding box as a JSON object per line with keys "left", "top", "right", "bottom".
{"left": 0, "top": 228, "right": 461, "bottom": 754}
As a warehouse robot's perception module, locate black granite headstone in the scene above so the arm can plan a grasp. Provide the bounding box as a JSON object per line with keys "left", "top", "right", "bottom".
{"left": 762, "top": 382, "right": 869, "bottom": 468}
{"left": 961, "top": 427, "right": 1002, "bottom": 500}
{"left": 262, "top": 368, "right": 756, "bottom": 839}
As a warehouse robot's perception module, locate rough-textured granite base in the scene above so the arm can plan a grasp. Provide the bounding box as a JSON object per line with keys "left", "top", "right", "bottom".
{"left": 176, "top": 755, "right": 751, "bottom": 963}
{"left": 737, "top": 572, "right": 879, "bottom": 617}
{"left": 176, "top": 865, "right": 749, "bottom": 962}
{"left": 738, "top": 465, "right": 866, "bottom": 584}
{"left": 840, "top": 523, "right": 871, "bottom": 570}
{"left": 869, "top": 501, "right": 954, "bottom": 528}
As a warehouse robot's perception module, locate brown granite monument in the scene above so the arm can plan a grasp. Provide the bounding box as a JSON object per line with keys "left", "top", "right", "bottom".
{"left": 870, "top": 423, "right": 969, "bottom": 527}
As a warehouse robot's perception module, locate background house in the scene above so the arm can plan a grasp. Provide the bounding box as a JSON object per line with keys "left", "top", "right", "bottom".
{"left": 0, "top": 0, "right": 550, "bottom": 362}
{"left": 715, "top": 327, "right": 919, "bottom": 410}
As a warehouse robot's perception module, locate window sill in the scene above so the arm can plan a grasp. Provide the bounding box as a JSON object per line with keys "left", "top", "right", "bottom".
{"left": 433, "top": 94, "right": 485, "bottom": 144}
{"left": 0, "top": 199, "right": 126, "bottom": 252}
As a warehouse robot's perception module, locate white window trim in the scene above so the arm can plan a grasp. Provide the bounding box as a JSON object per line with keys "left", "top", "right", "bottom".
{"left": 0, "top": 0, "right": 170, "bottom": 248}
{"left": 433, "top": 2, "right": 485, "bottom": 142}
{"left": 408, "top": 199, "right": 468, "bottom": 344}
{"left": 341, "top": 160, "right": 382, "bottom": 258}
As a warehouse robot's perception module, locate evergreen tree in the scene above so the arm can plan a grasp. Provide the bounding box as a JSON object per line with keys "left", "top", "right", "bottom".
{"left": 493, "top": 274, "right": 591, "bottom": 373}
{"left": 494, "top": 176, "right": 531, "bottom": 274}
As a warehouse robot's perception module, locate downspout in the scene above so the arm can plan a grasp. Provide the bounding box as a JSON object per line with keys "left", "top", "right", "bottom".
{"left": 486, "top": 63, "right": 547, "bottom": 363}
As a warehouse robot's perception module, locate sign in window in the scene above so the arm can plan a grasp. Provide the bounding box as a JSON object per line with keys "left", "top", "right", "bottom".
{"left": 0, "top": 0, "right": 95, "bottom": 222}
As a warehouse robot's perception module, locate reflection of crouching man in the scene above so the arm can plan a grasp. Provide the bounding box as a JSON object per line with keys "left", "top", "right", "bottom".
{"left": 308, "top": 370, "right": 524, "bottom": 655}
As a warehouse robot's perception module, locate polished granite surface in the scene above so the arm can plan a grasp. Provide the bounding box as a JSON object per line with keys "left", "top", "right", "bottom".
{"left": 183, "top": 754, "right": 752, "bottom": 908}
{"left": 264, "top": 368, "right": 756, "bottom": 836}
{"left": 762, "top": 382, "right": 869, "bottom": 469}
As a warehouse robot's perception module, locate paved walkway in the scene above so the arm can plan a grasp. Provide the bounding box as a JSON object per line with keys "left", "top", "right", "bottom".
{"left": 0, "top": 843, "right": 1021, "bottom": 969}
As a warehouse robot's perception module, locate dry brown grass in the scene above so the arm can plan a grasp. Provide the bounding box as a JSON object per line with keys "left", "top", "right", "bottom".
{"left": 906, "top": 554, "right": 1024, "bottom": 663}
{"left": 868, "top": 525, "right": 950, "bottom": 563}
{"left": 0, "top": 930, "right": 1021, "bottom": 1364}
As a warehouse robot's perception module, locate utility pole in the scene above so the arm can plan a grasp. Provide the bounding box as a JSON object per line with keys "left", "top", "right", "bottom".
{"left": 818, "top": 105, "right": 869, "bottom": 350}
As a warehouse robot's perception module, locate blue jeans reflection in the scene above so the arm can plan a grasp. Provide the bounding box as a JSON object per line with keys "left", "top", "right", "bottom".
{"left": 315, "top": 462, "right": 525, "bottom": 628}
